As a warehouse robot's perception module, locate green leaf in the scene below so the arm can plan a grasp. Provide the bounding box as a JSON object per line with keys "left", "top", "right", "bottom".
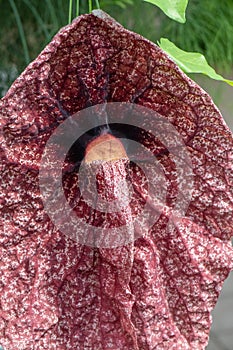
{"left": 143, "top": 0, "right": 188, "bottom": 23}
{"left": 158, "top": 38, "right": 233, "bottom": 87}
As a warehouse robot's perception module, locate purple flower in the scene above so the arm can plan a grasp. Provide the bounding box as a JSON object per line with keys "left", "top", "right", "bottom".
{"left": 0, "top": 10, "right": 233, "bottom": 350}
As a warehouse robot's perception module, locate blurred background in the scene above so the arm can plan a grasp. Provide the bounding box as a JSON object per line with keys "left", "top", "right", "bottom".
{"left": 0, "top": 1, "right": 232, "bottom": 349}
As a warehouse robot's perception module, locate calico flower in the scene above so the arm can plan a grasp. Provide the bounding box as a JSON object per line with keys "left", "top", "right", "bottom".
{"left": 0, "top": 10, "right": 233, "bottom": 350}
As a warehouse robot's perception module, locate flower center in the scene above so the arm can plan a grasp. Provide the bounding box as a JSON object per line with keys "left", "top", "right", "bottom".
{"left": 84, "top": 134, "right": 128, "bottom": 163}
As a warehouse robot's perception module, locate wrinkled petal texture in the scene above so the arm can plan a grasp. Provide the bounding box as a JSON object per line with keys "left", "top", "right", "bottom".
{"left": 0, "top": 10, "right": 233, "bottom": 350}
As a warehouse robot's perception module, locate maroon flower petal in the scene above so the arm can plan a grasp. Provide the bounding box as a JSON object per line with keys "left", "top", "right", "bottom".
{"left": 1, "top": 10, "right": 233, "bottom": 350}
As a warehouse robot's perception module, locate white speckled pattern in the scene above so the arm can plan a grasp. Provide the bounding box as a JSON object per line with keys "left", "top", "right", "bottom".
{"left": 0, "top": 10, "right": 233, "bottom": 350}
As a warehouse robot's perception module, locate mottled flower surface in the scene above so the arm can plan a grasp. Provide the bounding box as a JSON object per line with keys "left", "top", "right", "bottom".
{"left": 0, "top": 10, "right": 233, "bottom": 350}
